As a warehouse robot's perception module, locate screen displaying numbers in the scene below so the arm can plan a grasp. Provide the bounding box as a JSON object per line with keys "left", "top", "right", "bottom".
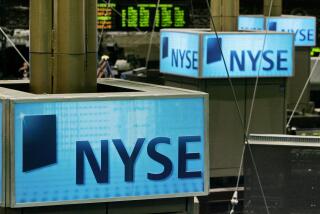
{"left": 97, "top": 0, "right": 189, "bottom": 31}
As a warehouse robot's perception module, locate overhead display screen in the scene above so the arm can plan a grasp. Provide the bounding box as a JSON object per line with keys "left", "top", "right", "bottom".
{"left": 97, "top": 2, "right": 117, "bottom": 30}
{"left": 97, "top": 0, "right": 189, "bottom": 31}
{"left": 11, "top": 98, "right": 207, "bottom": 207}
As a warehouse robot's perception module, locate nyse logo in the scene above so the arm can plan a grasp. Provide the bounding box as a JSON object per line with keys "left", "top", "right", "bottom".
{"left": 22, "top": 114, "right": 202, "bottom": 184}
{"left": 206, "top": 37, "right": 289, "bottom": 72}
{"left": 23, "top": 115, "right": 57, "bottom": 172}
{"left": 161, "top": 36, "right": 198, "bottom": 70}
{"left": 162, "top": 37, "right": 169, "bottom": 59}
{"left": 207, "top": 38, "right": 222, "bottom": 64}
{"left": 268, "top": 21, "right": 315, "bottom": 42}
{"left": 268, "top": 22, "right": 277, "bottom": 31}
{"left": 76, "top": 136, "right": 202, "bottom": 184}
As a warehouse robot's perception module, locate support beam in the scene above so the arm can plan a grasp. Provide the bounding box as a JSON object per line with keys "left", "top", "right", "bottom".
{"left": 264, "top": 0, "right": 282, "bottom": 16}
{"left": 29, "top": 0, "right": 53, "bottom": 93}
{"left": 54, "top": 0, "right": 86, "bottom": 93}
{"left": 210, "top": 0, "right": 239, "bottom": 31}
{"left": 85, "top": 0, "right": 98, "bottom": 93}
{"left": 30, "top": 0, "right": 97, "bottom": 94}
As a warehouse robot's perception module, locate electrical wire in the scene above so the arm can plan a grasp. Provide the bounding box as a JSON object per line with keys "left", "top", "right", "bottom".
{"left": 0, "top": 27, "right": 29, "bottom": 66}
{"left": 233, "top": 0, "right": 276, "bottom": 213}
{"left": 205, "top": 0, "right": 246, "bottom": 130}
{"left": 287, "top": 58, "right": 320, "bottom": 128}
{"left": 145, "top": 0, "right": 161, "bottom": 68}
{"left": 203, "top": 1, "right": 273, "bottom": 213}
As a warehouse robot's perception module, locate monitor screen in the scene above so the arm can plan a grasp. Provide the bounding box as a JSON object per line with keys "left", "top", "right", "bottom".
{"left": 97, "top": 0, "right": 190, "bottom": 31}
{"left": 97, "top": 2, "right": 117, "bottom": 30}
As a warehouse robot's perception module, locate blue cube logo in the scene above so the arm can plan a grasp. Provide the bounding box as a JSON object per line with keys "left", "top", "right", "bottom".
{"left": 162, "top": 37, "right": 169, "bottom": 59}
{"left": 23, "top": 115, "right": 57, "bottom": 172}
{"left": 207, "top": 37, "right": 222, "bottom": 64}
{"left": 268, "top": 22, "right": 277, "bottom": 31}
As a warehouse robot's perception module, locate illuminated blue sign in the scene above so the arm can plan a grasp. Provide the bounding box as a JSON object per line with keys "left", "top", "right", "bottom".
{"left": 160, "top": 30, "right": 294, "bottom": 78}
{"left": 266, "top": 16, "right": 316, "bottom": 46}
{"left": 12, "top": 98, "right": 206, "bottom": 206}
{"left": 160, "top": 31, "right": 200, "bottom": 78}
{"left": 202, "top": 33, "right": 294, "bottom": 78}
{"left": 238, "top": 15, "right": 265, "bottom": 31}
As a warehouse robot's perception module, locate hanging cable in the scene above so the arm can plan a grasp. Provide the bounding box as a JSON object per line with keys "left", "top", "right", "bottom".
{"left": 203, "top": 0, "right": 272, "bottom": 213}
{"left": 205, "top": 0, "right": 246, "bottom": 130}
{"left": 145, "top": 0, "right": 161, "bottom": 68}
{"left": 231, "top": 0, "right": 275, "bottom": 213}
{"left": 287, "top": 58, "right": 320, "bottom": 128}
{"left": 0, "top": 27, "right": 29, "bottom": 66}
{"left": 246, "top": 1, "right": 274, "bottom": 136}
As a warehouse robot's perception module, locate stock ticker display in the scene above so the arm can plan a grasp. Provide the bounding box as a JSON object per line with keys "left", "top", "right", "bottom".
{"left": 97, "top": 0, "right": 189, "bottom": 31}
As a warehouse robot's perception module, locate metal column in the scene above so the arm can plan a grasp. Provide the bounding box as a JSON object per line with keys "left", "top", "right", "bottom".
{"left": 30, "top": 0, "right": 97, "bottom": 94}
{"left": 85, "top": 0, "right": 98, "bottom": 93}
{"left": 53, "top": 0, "right": 86, "bottom": 93}
{"left": 264, "top": 0, "right": 282, "bottom": 16}
{"left": 210, "top": 0, "right": 239, "bottom": 31}
{"left": 29, "top": 0, "right": 53, "bottom": 93}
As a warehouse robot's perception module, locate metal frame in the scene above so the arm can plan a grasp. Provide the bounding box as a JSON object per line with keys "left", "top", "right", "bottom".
{"left": 160, "top": 29, "right": 295, "bottom": 79}
{"left": 248, "top": 134, "right": 320, "bottom": 145}
{"left": 5, "top": 99, "right": 11, "bottom": 208}
{"left": 0, "top": 96, "right": 11, "bottom": 208}
{"left": 0, "top": 79, "right": 210, "bottom": 208}
{"left": 0, "top": 99, "right": 4, "bottom": 207}
{"left": 198, "top": 32, "right": 204, "bottom": 78}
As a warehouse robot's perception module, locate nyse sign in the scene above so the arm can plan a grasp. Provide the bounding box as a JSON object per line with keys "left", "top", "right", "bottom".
{"left": 237, "top": 15, "right": 316, "bottom": 47}
{"left": 202, "top": 33, "right": 294, "bottom": 78}
{"left": 160, "top": 30, "right": 294, "bottom": 78}
{"left": 13, "top": 98, "right": 206, "bottom": 206}
{"left": 160, "top": 31, "right": 200, "bottom": 78}
{"left": 266, "top": 16, "right": 316, "bottom": 46}
{"left": 76, "top": 136, "right": 202, "bottom": 184}
{"left": 238, "top": 16, "right": 265, "bottom": 31}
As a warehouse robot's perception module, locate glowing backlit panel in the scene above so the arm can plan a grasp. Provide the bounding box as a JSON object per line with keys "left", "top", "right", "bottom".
{"left": 238, "top": 15, "right": 265, "bottom": 31}
{"left": 202, "top": 33, "right": 294, "bottom": 78}
{"left": 160, "top": 31, "right": 200, "bottom": 78}
{"left": 266, "top": 16, "right": 316, "bottom": 46}
{"left": 160, "top": 30, "right": 294, "bottom": 78}
{"left": 12, "top": 98, "right": 206, "bottom": 207}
